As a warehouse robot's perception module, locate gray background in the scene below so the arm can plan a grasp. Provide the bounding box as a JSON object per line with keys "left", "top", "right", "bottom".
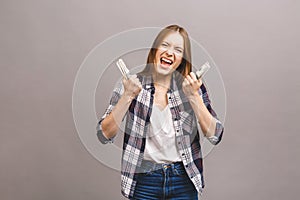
{"left": 1, "top": 0, "right": 299, "bottom": 199}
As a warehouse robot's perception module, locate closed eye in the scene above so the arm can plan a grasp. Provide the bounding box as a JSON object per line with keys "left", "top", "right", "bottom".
{"left": 161, "top": 42, "right": 169, "bottom": 47}
{"left": 175, "top": 48, "right": 183, "bottom": 53}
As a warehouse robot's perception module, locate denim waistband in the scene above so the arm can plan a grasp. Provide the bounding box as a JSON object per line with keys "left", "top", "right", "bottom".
{"left": 137, "top": 160, "right": 184, "bottom": 173}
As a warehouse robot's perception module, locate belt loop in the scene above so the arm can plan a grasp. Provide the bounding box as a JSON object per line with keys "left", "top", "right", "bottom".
{"left": 171, "top": 163, "right": 175, "bottom": 174}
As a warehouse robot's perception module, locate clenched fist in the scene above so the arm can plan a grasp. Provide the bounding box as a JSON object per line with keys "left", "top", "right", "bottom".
{"left": 182, "top": 72, "right": 202, "bottom": 97}
{"left": 123, "top": 74, "right": 142, "bottom": 100}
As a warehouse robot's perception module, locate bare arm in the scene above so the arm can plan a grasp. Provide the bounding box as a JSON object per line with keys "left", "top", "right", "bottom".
{"left": 183, "top": 72, "right": 223, "bottom": 144}
{"left": 101, "top": 75, "right": 142, "bottom": 139}
{"left": 185, "top": 90, "right": 217, "bottom": 137}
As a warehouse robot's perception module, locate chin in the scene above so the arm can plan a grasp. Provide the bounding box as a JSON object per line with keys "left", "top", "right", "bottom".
{"left": 154, "top": 64, "right": 174, "bottom": 76}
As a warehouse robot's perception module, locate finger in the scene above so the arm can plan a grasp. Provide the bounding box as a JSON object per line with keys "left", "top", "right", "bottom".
{"left": 183, "top": 77, "right": 190, "bottom": 86}
{"left": 128, "top": 77, "right": 137, "bottom": 85}
{"left": 129, "top": 74, "right": 137, "bottom": 80}
{"left": 133, "top": 78, "right": 141, "bottom": 86}
{"left": 190, "top": 72, "right": 198, "bottom": 81}
{"left": 134, "top": 79, "right": 141, "bottom": 86}
{"left": 186, "top": 75, "right": 194, "bottom": 84}
{"left": 190, "top": 72, "right": 202, "bottom": 86}
{"left": 182, "top": 78, "right": 187, "bottom": 87}
{"left": 133, "top": 79, "right": 142, "bottom": 89}
{"left": 122, "top": 77, "right": 128, "bottom": 85}
{"left": 185, "top": 74, "right": 191, "bottom": 82}
{"left": 138, "top": 83, "right": 143, "bottom": 89}
{"left": 198, "top": 78, "right": 203, "bottom": 86}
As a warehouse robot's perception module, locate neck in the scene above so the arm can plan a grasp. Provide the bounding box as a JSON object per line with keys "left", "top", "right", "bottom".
{"left": 153, "top": 72, "right": 172, "bottom": 89}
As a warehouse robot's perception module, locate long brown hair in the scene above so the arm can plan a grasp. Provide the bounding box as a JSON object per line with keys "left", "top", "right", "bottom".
{"left": 141, "top": 25, "right": 192, "bottom": 79}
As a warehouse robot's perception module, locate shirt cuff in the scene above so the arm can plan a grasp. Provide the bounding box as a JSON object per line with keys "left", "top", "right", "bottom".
{"left": 205, "top": 119, "right": 224, "bottom": 145}
{"left": 96, "top": 120, "right": 115, "bottom": 144}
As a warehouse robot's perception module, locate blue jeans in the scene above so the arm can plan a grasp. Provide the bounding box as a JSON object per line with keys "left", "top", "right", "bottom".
{"left": 131, "top": 161, "right": 198, "bottom": 200}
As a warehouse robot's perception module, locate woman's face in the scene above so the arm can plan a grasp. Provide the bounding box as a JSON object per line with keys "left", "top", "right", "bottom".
{"left": 154, "top": 32, "right": 184, "bottom": 76}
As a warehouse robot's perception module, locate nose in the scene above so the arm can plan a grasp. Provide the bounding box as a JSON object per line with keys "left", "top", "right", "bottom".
{"left": 166, "top": 48, "right": 174, "bottom": 56}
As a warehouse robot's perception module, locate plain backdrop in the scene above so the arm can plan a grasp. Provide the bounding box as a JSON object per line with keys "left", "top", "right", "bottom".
{"left": 1, "top": 0, "right": 299, "bottom": 199}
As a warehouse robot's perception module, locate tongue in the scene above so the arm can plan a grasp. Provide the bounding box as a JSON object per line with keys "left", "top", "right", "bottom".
{"left": 161, "top": 60, "right": 171, "bottom": 67}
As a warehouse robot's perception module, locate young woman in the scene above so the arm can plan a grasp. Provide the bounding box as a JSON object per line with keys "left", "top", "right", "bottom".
{"left": 97, "top": 25, "right": 224, "bottom": 200}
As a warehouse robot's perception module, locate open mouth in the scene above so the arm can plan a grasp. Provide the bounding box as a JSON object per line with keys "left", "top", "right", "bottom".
{"left": 160, "top": 57, "right": 174, "bottom": 67}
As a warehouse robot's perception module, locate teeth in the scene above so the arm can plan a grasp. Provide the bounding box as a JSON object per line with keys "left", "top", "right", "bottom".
{"left": 161, "top": 58, "right": 173, "bottom": 64}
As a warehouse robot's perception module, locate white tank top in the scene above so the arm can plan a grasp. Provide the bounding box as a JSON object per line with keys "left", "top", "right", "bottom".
{"left": 143, "top": 104, "right": 181, "bottom": 163}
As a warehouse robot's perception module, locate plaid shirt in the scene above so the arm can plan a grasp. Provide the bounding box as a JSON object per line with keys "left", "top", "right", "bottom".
{"left": 96, "top": 73, "right": 224, "bottom": 199}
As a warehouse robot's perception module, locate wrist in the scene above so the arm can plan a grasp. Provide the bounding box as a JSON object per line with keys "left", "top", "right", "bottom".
{"left": 122, "top": 92, "right": 135, "bottom": 102}
{"left": 187, "top": 91, "right": 200, "bottom": 99}
{"left": 187, "top": 92, "right": 204, "bottom": 105}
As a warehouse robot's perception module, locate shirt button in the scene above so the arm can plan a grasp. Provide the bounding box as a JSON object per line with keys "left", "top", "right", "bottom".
{"left": 185, "top": 165, "right": 189, "bottom": 168}
{"left": 168, "top": 96, "right": 171, "bottom": 99}
{"left": 182, "top": 153, "right": 185, "bottom": 156}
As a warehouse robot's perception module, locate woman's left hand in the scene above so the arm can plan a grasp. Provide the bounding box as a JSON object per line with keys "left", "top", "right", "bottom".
{"left": 182, "top": 72, "right": 202, "bottom": 97}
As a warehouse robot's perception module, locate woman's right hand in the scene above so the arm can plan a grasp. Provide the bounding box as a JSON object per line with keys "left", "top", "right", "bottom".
{"left": 122, "top": 74, "right": 142, "bottom": 100}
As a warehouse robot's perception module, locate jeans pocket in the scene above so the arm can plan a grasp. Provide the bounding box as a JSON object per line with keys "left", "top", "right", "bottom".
{"left": 174, "top": 167, "right": 187, "bottom": 176}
